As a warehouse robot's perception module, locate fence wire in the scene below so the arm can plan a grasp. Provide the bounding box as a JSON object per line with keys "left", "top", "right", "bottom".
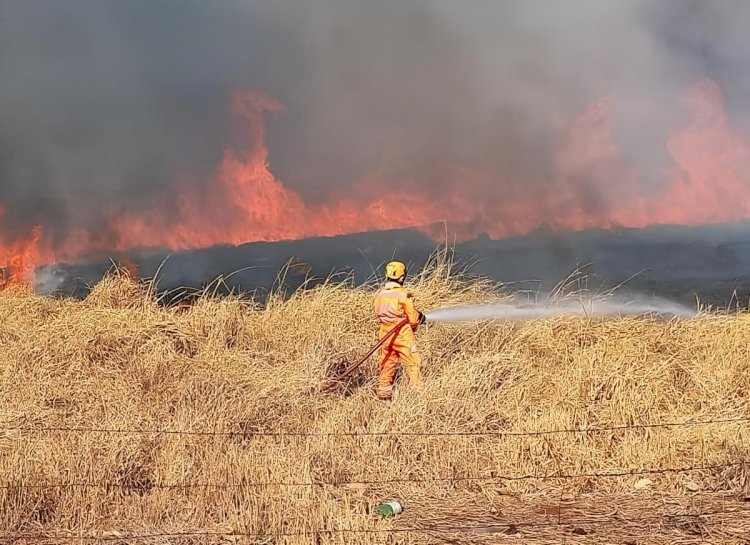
{"left": 0, "top": 461, "right": 744, "bottom": 491}
{"left": 2, "top": 415, "right": 748, "bottom": 439}
{"left": 2, "top": 504, "right": 749, "bottom": 542}
{"left": 2, "top": 415, "right": 748, "bottom": 542}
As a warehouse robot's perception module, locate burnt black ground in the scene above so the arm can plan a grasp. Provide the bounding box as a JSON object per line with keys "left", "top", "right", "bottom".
{"left": 35, "top": 221, "right": 750, "bottom": 308}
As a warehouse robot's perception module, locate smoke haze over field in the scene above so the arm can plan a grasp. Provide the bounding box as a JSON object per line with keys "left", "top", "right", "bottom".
{"left": 3, "top": 1, "right": 750, "bottom": 279}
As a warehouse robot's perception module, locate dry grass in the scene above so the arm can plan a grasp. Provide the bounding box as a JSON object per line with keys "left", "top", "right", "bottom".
{"left": 0, "top": 250, "right": 749, "bottom": 544}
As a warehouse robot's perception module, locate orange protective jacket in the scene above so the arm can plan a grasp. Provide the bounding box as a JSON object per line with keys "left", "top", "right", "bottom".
{"left": 374, "top": 281, "right": 422, "bottom": 335}
{"left": 373, "top": 281, "right": 424, "bottom": 398}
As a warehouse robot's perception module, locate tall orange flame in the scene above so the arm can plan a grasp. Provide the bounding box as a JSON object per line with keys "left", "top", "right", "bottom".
{"left": 1, "top": 79, "right": 750, "bottom": 289}
{"left": 0, "top": 221, "right": 43, "bottom": 288}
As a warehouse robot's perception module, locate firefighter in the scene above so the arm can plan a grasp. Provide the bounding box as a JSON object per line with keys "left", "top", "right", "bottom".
{"left": 373, "top": 261, "right": 426, "bottom": 400}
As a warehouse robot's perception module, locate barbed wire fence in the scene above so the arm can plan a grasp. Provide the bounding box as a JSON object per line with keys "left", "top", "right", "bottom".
{"left": 3, "top": 506, "right": 750, "bottom": 542}
{"left": 1, "top": 416, "right": 748, "bottom": 542}
{"left": 0, "top": 461, "right": 745, "bottom": 491}
{"left": 3, "top": 414, "right": 748, "bottom": 438}
{"left": 3, "top": 506, "right": 750, "bottom": 543}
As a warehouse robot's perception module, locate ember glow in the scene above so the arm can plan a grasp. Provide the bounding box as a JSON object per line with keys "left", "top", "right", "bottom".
{"left": 2, "top": 78, "right": 750, "bottom": 286}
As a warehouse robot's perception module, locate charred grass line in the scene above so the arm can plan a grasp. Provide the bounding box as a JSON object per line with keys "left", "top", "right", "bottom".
{"left": 3, "top": 415, "right": 749, "bottom": 438}
{"left": 3, "top": 461, "right": 745, "bottom": 490}
{"left": 3, "top": 505, "right": 750, "bottom": 541}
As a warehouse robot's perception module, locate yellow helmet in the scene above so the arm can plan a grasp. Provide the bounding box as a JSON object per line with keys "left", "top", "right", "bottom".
{"left": 385, "top": 261, "right": 406, "bottom": 281}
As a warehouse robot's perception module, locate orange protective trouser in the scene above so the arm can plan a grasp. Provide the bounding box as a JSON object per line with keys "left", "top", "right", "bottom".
{"left": 376, "top": 323, "right": 422, "bottom": 399}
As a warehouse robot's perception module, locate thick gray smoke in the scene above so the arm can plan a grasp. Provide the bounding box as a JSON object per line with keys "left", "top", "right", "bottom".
{"left": 2, "top": 1, "right": 750, "bottom": 247}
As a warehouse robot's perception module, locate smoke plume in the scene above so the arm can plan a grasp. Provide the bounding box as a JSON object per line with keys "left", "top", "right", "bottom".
{"left": 2, "top": 0, "right": 750, "bottom": 282}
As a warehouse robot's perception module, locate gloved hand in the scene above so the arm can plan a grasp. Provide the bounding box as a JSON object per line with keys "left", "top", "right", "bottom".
{"left": 418, "top": 311, "right": 427, "bottom": 325}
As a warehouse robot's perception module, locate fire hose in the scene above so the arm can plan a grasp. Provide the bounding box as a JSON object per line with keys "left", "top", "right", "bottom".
{"left": 321, "top": 317, "right": 409, "bottom": 393}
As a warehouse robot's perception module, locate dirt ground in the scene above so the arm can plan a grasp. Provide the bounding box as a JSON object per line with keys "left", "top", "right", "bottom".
{"left": 394, "top": 491, "right": 750, "bottom": 544}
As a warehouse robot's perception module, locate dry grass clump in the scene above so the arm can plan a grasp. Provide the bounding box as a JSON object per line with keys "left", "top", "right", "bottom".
{"left": 0, "top": 250, "right": 749, "bottom": 543}
{"left": 83, "top": 265, "right": 155, "bottom": 311}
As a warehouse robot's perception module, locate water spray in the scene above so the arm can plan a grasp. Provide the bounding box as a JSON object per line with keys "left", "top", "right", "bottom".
{"left": 425, "top": 295, "right": 695, "bottom": 323}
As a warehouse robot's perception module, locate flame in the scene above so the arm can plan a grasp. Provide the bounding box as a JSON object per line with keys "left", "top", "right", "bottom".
{"left": 662, "top": 80, "right": 750, "bottom": 224}
{"left": 0, "top": 221, "right": 44, "bottom": 288}
{"left": 2, "top": 78, "right": 750, "bottom": 287}
{"left": 107, "top": 91, "right": 442, "bottom": 250}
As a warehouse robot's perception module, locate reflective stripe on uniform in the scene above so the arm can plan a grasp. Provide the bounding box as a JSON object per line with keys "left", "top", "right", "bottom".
{"left": 376, "top": 291, "right": 405, "bottom": 299}
{"left": 374, "top": 289, "right": 407, "bottom": 323}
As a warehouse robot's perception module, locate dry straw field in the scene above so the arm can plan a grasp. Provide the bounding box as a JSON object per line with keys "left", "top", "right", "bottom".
{"left": 1, "top": 251, "right": 749, "bottom": 544}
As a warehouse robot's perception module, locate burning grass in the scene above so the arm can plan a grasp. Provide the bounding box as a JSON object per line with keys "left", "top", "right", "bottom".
{"left": 0, "top": 251, "right": 749, "bottom": 544}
